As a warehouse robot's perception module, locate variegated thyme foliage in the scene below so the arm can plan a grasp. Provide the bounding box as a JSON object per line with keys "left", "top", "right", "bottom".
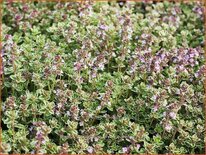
{"left": 1, "top": 1, "right": 205, "bottom": 154}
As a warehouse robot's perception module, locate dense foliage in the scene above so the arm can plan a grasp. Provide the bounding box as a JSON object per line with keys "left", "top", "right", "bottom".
{"left": 1, "top": 1, "right": 205, "bottom": 154}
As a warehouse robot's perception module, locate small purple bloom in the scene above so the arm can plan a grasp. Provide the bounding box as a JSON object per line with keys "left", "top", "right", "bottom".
{"left": 99, "top": 25, "right": 108, "bottom": 30}
{"left": 119, "top": 18, "right": 125, "bottom": 25}
{"left": 119, "top": 2, "right": 124, "bottom": 6}
{"left": 74, "top": 62, "right": 83, "bottom": 72}
{"left": 122, "top": 147, "right": 129, "bottom": 153}
{"left": 169, "top": 112, "right": 176, "bottom": 119}
{"left": 193, "top": 6, "right": 204, "bottom": 15}
{"left": 23, "top": 5, "right": 29, "bottom": 12}
{"left": 136, "top": 144, "right": 140, "bottom": 150}
{"left": 15, "top": 14, "right": 22, "bottom": 22}
{"left": 179, "top": 65, "right": 184, "bottom": 71}
{"left": 165, "top": 124, "right": 172, "bottom": 132}
{"left": 189, "top": 53, "right": 195, "bottom": 58}
{"left": 36, "top": 131, "right": 44, "bottom": 141}
{"left": 153, "top": 104, "right": 159, "bottom": 112}
{"left": 87, "top": 146, "right": 93, "bottom": 153}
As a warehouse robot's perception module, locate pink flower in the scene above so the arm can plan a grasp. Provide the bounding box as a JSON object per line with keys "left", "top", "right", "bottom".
{"left": 165, "top": 124, "right": 172, "bottom": 132}
{"left": 153, "top": 104, "right": 159, "bottom": 112}
{"left": 193, "top": 6, "right": 204, "bottom": 15}
{"left": 152, "top": 95, "right": 157, "bottom": 101}
{"left": 136, "top": 144, "right": 140, "bottom": 150}
{"left": 122, "top": 147, "right": 129, "bottom": 153}
{"left": 154, "top": 63, "right": 161, "bottom": 72}
{"left": 23, "top": 5, "right": 29, "bottom": 12}
{"left": 98, "top": 63, "right": 105, "bottom": 70}
{"left": 91, "top": 72, "right": 97, "bottom": 78}
{"left": 99, "top": 25, "right": 108, "bottom": 30}
{"left": 87, "top": 146, "right": 93, "bottom": 153}
{"left": 119, "top": 18, "right": 125, "bottom": 25}
{"left": 15, "top": 14, "right": 22, "bottom": 21}
{"left": 169, "top": 112, "right": 176, "bottom": 119}
{"left": 179, "top": 65, "right": 184, "bottom": 71}
{"left": 189, "top": 53, "right": 195, "bottom": 58}
{"left": 141, "top": 33, "right": 149, "bottom": 39}
{"left": 94, "top": 137, "right": 99, "bottom": 142}
{"left": 74, "top": 62, "right": 83, "bottom": 71}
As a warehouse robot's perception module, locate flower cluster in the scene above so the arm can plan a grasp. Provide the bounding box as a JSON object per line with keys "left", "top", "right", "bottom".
{"left": 1, "top": 1, "right": 205, "bottom": 154}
